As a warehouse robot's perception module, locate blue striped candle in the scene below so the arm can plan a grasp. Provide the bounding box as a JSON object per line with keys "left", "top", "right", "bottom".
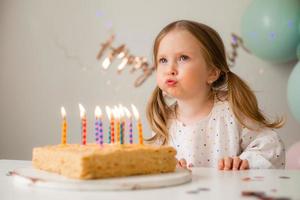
{"left": 129, "top": 118, "right": 133, "bottom": 144}
{"left": 105, "top": 106, "right": 112, "bottom": 144}
{"left": 120, "top": 120, "right": 125, "bottom": 144}
{"left": 95, "top": 120, "right": 99, "bottom": 143}
{"left": 95, "top": 106, "right": 103, "bottom": 146}
{"left": 99, "top": 118, "right": 103, "bottom": 145}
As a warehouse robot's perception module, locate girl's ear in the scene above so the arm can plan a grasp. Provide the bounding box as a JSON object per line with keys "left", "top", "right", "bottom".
{"left": 207, "top": 67, "right": 221, "bottom": 84}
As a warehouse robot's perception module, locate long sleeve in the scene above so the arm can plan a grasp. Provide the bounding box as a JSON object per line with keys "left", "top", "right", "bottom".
{"left": 239, "top": 127, "right": 285, "bottom": 169}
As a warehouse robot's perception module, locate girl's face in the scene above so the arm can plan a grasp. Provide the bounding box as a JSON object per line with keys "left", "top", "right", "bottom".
{"left": 156, "top": 29, "right": 217, "bottom": 100}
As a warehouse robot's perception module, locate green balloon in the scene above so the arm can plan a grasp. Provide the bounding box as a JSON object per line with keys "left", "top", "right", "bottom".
{"left": 287, "top": 61, "right": 300, "bottom": 123}
{"left": 297, "top": 43, "right": 300, "bottom": 59}
{"left": 297, "top": 22, "right": 300, "bottom": 59}
{"left": 241, "top": 0, "right": 300, "bottom": 63}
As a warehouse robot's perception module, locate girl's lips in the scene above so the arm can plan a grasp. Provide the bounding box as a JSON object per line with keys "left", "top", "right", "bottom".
{"left": 166, "top": 79, "right": 178, "bottom": 86}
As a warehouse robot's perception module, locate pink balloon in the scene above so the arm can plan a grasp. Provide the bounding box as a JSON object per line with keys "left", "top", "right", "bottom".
{"left": 286, "top": 141, "right": 300, "bottom": 169}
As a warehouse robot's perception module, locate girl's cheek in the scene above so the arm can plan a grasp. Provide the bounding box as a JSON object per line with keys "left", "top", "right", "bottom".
{"left": 156, "top": 67, "right": 162, "bottom": 77}
{"left": 156, "top": 73, "right": 164, "bottom": 88}
{"left": 183, "top": 72, "right": 205, "bottom": 89}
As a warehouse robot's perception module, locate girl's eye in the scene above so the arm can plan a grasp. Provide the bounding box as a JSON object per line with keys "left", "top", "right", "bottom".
{"left": 158, "top": 58, "right": 167, "bottom": 64}
{"left": 179, "top": 55, "right": 189, "bottom": 61}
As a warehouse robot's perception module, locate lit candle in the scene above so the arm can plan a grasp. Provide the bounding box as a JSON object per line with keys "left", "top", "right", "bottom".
{"left": 123, "top": 106, "right": 132, "bottom": 144}
{"left": 113, "top": 106, "right": 120, "bottom": 143}
{"left": 79, "top": 103, "right": 87, "bottom": 145}
{"left": 95, "top": 106, "right": 103, "bottom": 146}
{"left": 61, "top": 106, "right": 67, "bottom": 145}
{"left": 118, "top": 104, "right": 125, "bottom": 144}
{"left": 106, "top": 106, "right": 114, "bottom": 143}
{"left": 131, "top": 104, "right": 143, "bottom": 145}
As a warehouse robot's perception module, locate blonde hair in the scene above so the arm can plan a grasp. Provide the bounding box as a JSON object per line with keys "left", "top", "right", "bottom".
{"left": 146, "top": 20, "right": 284, "bottom": 145}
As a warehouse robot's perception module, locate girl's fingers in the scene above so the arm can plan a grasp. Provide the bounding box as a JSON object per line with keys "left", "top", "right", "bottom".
{"left": 224, "top": 157, "right": 233, "bottom": 170}
{"left": 218, "top": 159, "right": 225, "bottom": 170}
{"left": 179, "top": 159, "right": 187, "bottom": 168}
{"left": 179, "top": 156, "right": 249, "bottom": 170}
{"left": 239, "top": 159, "right": 249, "bottom": 170}
{"left": 232, "top": 157, "right": 241, "bottom": 170}
{"left": 176, "top": 160, "right": 181, "bottom": 168}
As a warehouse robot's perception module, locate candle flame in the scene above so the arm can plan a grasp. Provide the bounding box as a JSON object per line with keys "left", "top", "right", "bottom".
{"left": 118, "top": 104, "right": 125, "bottom": 118}
{"left": 95, "top": 106, "right": 102, "bottom": 118}
{"left": 123, "top": 106, "right": 131, "bottom": 118}
{"left": 131, "top": 104, "right": 139, "bottom": 120}
{"left": 105, "top": 106, "right": 112, "bottom": 120}
{"left": 112, "top": 106, "right": 120, "bottom": 119}
{"left": 61, "top": 106, "right": 66, "bottom": 118}
{"left": 102, "top": 57, "right": 111, "bottom": 69}
{"left": 78, "top": 103, "right": 86, "bottom": 118}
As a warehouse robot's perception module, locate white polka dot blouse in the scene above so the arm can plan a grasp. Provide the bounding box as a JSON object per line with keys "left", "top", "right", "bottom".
{"left": 167, "top": 100, "right": 285, "bottom": 169}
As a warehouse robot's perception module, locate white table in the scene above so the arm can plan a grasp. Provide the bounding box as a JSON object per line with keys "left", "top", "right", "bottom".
{"left": 1, "top": 160, "right": 299, "bottom": 200}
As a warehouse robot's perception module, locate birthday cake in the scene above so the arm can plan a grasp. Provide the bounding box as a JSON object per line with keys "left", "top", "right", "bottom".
{"left": 32, "top": 143, "right": 177, "bottom": 179}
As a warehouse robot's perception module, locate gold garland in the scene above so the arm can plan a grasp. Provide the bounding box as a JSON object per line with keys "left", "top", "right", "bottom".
{"left": 96, "top": 34, "right": 155, "bottom": 87}
{"left": 97, "top": 33, "right": 250, "bottom": 87}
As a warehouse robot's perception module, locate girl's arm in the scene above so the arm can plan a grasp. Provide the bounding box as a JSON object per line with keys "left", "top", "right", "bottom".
{"left": 239, "top": 128, "right": 285, "bottom": 169}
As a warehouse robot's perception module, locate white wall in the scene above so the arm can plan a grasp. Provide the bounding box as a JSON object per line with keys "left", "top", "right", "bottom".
{"left": 1, "top": 0, "right": 299, "bottom": 160}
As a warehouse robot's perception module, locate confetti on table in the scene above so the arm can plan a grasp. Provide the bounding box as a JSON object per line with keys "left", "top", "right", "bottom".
{"left": 186, "top": 187, "right": 210, "bottom": 194}
{"left": 241, "top": 191, "right": 291, "bottom": 200}
{"left": 241, "top": 191, "right": 265, "bottom": 197}
{"left": 241, "top": 176, "right": 264, "bottom": 182}
{"left": 242, "top": 177, "right": 251, "bottom": 181}
{"left": 6, "top": 171, "right": 14, "bottom": 176}
{"left": 279, "top": 176, "right": 290, "bottom": 179}
{"left": 271, "top": 189, "right": 278, "bottom": 193}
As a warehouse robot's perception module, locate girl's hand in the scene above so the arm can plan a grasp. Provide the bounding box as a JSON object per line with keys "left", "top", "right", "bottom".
{"left": 218, "top": 156, "right": 249, "bottom": 170}
{"left": 176, "top": 159, "right": 193, "bottom": 172}
{"left": 177, "top": 158, "right": 187, "bottom": 168}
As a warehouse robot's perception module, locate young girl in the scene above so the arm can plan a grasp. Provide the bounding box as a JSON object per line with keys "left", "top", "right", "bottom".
{"left": 146, "top": 20, "right": 285, "bottom": 170}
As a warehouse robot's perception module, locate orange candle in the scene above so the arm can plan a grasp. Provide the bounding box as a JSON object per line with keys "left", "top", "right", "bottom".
{"left": 131, "top": 104, "right": 143, "bottom": 145}
{"left": 137, "top": 119, "right": 143, "bottom": 144}
{"left": 79, "top": 103, "right": 87, "bottom": 145}
{"left": 61, "top": 106, "right": 67, "bottom": 144}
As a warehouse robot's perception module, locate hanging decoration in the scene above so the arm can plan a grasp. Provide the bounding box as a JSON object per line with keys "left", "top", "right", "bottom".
{"left": 227, "top": 33, "right": 251, "bottom": 67}
{"left": 96, "top": 34, "right": 155, "bottom": 87}
{"left": 96, "top": 33, "right": 250, "bottom": 87}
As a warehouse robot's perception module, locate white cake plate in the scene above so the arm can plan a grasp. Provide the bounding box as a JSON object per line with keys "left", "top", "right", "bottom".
{"left": 10, "top": 167, "right": 192, "bottom": 190}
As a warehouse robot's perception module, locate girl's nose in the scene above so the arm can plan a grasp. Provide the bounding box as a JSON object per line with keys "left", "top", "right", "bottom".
{"left": 167, "top": 62, "right": 178, "bottom": 76}
{"left": 168, "top": 70, "right": 177, "bottom": 76}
